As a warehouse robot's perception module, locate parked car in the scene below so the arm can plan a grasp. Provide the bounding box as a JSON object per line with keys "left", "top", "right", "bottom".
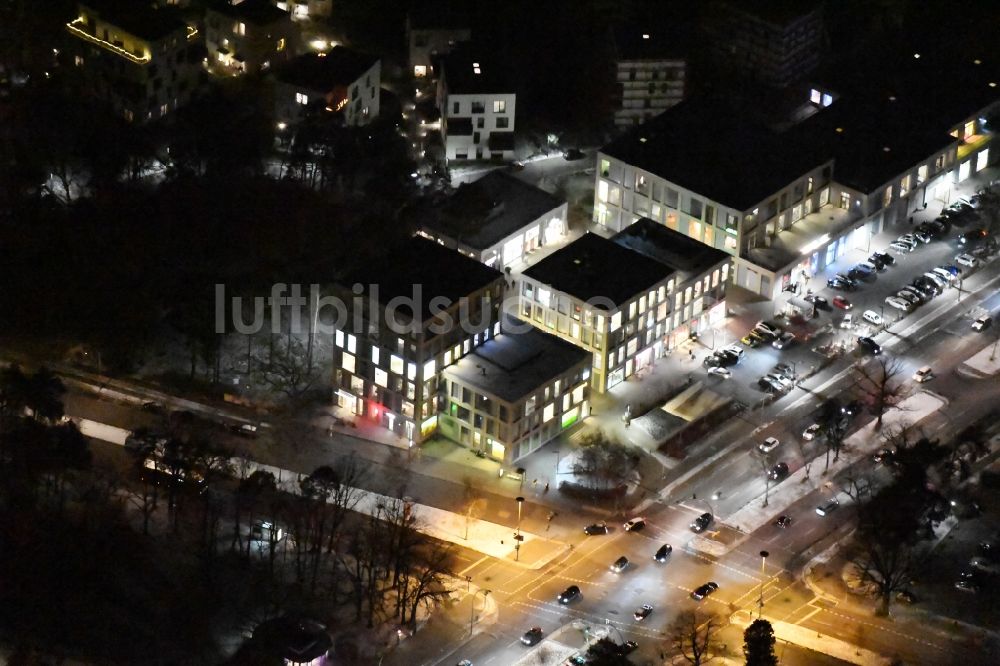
{"left": 654, "top": 544, "right": 673, "bottom": 562}
{"left": 772, "top": 332, "right": 796, "bottom": 349}
{"left": 816, "top": 499, "right": 840, "bottom": 516}
{"left": 841, "top": 399, "right": 864, "bottom": 417}
{"left": 722, "top": 344, "right": 745, "bottom": 360}
{"left": 922, "top": 272, "right": 947, "bottom": 289}
{"left": 769, "top": 462, "right": 790, "bottom": 480}
{"left": 862, "top": 310, "right": 884, "bottom": 326}
{"left": 741, "top": 330, "right": 766, "bottom": 347}
{"left": 623, "top": 517, "right": 646, "bottom": 532}
{"left": 870, "top": 251, "right": 895, "bottom": 267}
{"left": 557, "top": 585, "right": 581, "bottom": 604}
{"left": 610, "top": 556, "right": 630, "bottom": 573}
{"left": 872, "top": 448, "right": 895, "bottom": 465}
{"left": 889, "top": 241, "right": 914, "bottom": 254}
{"left": 584, "top": 522, "right": 609, "bottom": 535}
{"left": 758, "top": 437, "right": 780, "bottom": 453}
{"left": 754, "top": 321, "right": 782, "bottom": 337}
{"left": 885, "top": 296, "right": 912, "bottom": 312}
{"left": 841, "top": 313, "right": 853, "bottom": 329}
{"left": 563, "top": 148, "right": 586, "bottom": 160}
{"left": 802, "top": 423, "right": 822, "bottom": 441}
{"left": 939, "top": 264, "right": 960, "bottom": 276}
{"left": 857, "top": 336, "right": 882, "bottom": 355}
{"left": 956, "top": 253, "right": 980, "bottom": 268}
{"left": 772, "top": 363, "right": 795, "bottom": 378}
{"left": 775, "top": 515, "right": 792, "bottom": 528}
{"left": 690, "top": 582, "right": 719, "bottom": 601}
{"left": 708, "top": 366, "right": 732, "bottom": 378}
{"left": 856, "top": 261, "right": 879, "bottom": 274}
{"left": 827, "top": 276, "right": 856, "bottom": 291}
{"left": 758, "top": 376, "right": 785, "bottom": 393}
{"left": 690, "top": 512, "right": 713, "bottom": 533}
{"left": 521, "top": 627, "right": 544, "bottom": 646}
{"left": 914, "top": 230, "right": 932, "bottom": 244}
{"left": 766, "top": 373, "right": 794, "bottom": 390}
{"left": 804, "top": 294, "right": 830, "bottom": 309}
{"left": 895, "top": 290, "right": 922, "bottom": 306}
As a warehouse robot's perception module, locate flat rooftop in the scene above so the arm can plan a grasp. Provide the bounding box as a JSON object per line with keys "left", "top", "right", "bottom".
{"left": 601, "top": 95, "right": 829, "bottom": 211}
{"left": 441, "top": 45, "right": 511, "bottom": 95}
{"left": 522, "top": 233, "right": 673, "bottom": 308}
{"left": 276, "top": 49, "right": 379, "bottom": 90}
{"left": 722, "top": 0, "right": 821, "bottom": 27}
{"left": 612, "top": 218, "right": 730, "bottom": 282}
{"left": 444, "top": 316, "right": 590, "bottom": 403}
{"left": 81, "top": 0, "right": 186, "bottom": 41}
{"left": 613, "top": 26, "right": 685, "bottom": 61}
{"left": 341, "top": 236, "right": 503, "bottom": 321}
{"left": 209, "top": 0, "right": 288, "bottom": 25}
{"left": 415, "top": 171, "right": 564, "bottom": 250}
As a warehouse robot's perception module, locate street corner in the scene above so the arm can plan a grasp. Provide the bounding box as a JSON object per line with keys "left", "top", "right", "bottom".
{"left": 686, "top": 525, "right": 745, "bottom": 558}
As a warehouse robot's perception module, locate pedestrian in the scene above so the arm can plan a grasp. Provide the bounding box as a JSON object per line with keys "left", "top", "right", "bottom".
{"left": 532, "top": 478, "right": 538, "bottom": 490}
{"left": 544, "top": 482, "right": 549, "bottom": 493}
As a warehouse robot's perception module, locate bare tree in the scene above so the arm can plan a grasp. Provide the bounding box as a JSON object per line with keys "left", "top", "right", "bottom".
{"left": 851, "top": 518, "right": 926, "bottom": 616}
{"left": 571, "top": 430, "right": 640, "bottom": 492}
{"left": 854, "top": 355, "right": 909, "bottom": 428}
{"left": 253, "top": 334, "right": 324, "bottom": 401}
{"left": 756, "top": 451, "right": 774, "bottom": 507}
{"left": 822, "top": 417, "right": 848, "bottom": 473}
{"left": 461, "top": 476, "right": 486, "bottom": 540}
{"left": 664, "top": 610, "right": 724, "bottom": 665}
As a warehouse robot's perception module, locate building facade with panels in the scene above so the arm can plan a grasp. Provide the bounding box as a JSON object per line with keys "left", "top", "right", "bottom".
{"left": 273, "top": 48, "right": 380, "bottom": 127}
{"left": 331, "top": 237, "right": 505, "bottom": 444}
{"left": 612, "top": 27, "right": 686, "bottom": 128}
{"left": 441, "top": 316, "right": 591, "bottom": 463}
{"left": 205, "top": 0, "right": 297, "bottom": 75}
{"left": 438, "top": 46, "right": 515, "bottom": 162}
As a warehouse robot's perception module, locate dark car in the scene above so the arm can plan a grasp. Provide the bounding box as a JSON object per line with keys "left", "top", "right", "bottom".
{"left": 690, "top": 512, "right": 713, "bottom": 533}
{"left": 610, "top": 556, "right": 630, "bottom": 573}
{"left": 633, "top": 604, "right": 653, "bottom": 621}
{"left": 804, "top": 293, "right": 829, "bottom": 308}
{"left": 769, "top": 462, "right": 790, "bottom": 481}
{"left": 654, "top": 544, "right": 673, "bottom": 562}
{"left": 619, "top": 640, "right": 639, "bottom": 655}
{"left": 827, "top": 277, "right": 855, "bottom": 291}
{"left": 563, "top": 148, "right": 586, "bottom": 160}
{"left": 872, "top": 251, "right": 895, "bottom": 266}
{"left": 857, "top": 337, "right": 881, "bottom": 355}
{"left": 557, "top": 585, "right": 581, "bottom": 604}
{"left": 775, "top": 515, "right": 792, "bottom": 528}
{"left": 584, "top": 522, "right": 608, "bottom": 535}
{"left": 690, "top": 581, "right": 719, "bottom": 600}
{"left": 842, "top": 399, "right": 864, "bottom": 417}
{"left": 521, "top": 627, "right": 544, "bottom": 646}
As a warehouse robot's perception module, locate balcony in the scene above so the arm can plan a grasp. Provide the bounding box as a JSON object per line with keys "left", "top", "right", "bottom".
{"left": 957, "top": 132, "right": 991, "bottom": 161}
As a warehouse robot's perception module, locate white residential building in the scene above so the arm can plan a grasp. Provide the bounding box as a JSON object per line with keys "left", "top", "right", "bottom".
{"left": 438, "top": 47, "right": 515, "bottom": 161}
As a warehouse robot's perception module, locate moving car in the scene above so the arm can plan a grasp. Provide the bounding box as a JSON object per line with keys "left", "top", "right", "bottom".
{"left": 722, "top": 344, "right": 745, "bottom": 360}
{"left": 623, "top": 517, "right": 646, "bottom": 532}
{"left": 584, "top": 522, "right": 608, "bottom": 535}
{"left": 954, "top": 580, "right": 979, "bottom": 594}
{"left": 633, "top": 604, "right": 653, "bottom": 621}
{"left": 956, "top": 253, "right": 980, "bottom": 268}
{"left": 841, "top": 399, "right": 864, "bottom": 417}
{"left": 654, "top": 544, "right": 673, "bottom": 562}
{"left": 690, "top": 582, "right": 719, "bottom": 600}
{"left": 772, "top": 332, "right": 796, "bottom": 349}
{"left": 769, "top": 462, "right": 790, "bottom": 480}
{"left": 708, "top": 366, "right": 732, "bottom": 378}
{"left": 833, "top": 296, "right": 853, "bottom": 310}
{"left": 758, "top": 437, "right": 780, "bottom": 453}
{"left": 958, "top": 228, "right": 988, "bottom": 246}
{"left": 873, "top": 448, "right": 895, "bottom": 465}
{"left": 861, "top": 310, "right": 883, "bottom": 326}
{"left": 610, "top": 556, "right": 630, "bottom": 573}
{"left": 557, "top": 585, "right": 581, "bottom": 604}
{"left": 972, "top": 315, "right": 992, "bottom": 331}
{"left": 775, "top": 515, "right": 792, "bottom": 529}
{"left": 521, "top": 627, "right": 544, "bottom": 646}
{"left": 841, "top": 313, "right": 854, "bottom": 329}
{"left": 816, "top": 499, "right": 840, "bottom": 516}
{"left": 802, "top": 423, "right": 822, "bottom": 441}
{"left": 690, "top": 512, "right": 713, "bottom": 533}
{"left": 912, "top": 366, "right": 934, "bottom": 383}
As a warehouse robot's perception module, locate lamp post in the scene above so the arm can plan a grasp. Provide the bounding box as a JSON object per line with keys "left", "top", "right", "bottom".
{"left": 758, "top": 550, "right": 770, "bottom": 618}
{"left": 469, "top": 589, "right": 491, "bottom": 636}
{"left": 515, "top": 496, "right": 525, "bottom": 562}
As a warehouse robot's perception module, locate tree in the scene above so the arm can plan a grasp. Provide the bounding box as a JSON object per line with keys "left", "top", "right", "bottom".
{"left": 822, "top": 416, "right": 848, "bottom": 473}
{"left": 756, "top": 450, "right": 774, "bottom": 507}
{"left": 572, "top": 430, "right": 640, "bottom": 491}
{"left": 664, "top": 611, "right": 724, "bottom": 665}
{"left": 461, "top": 476, "right": 486, "bottom": 540}
{"left": 743, "top": 619, "right": 778, "bottom": 666}
{"left": 853, "top": 355, "right": 908, "bottom": 428}
{"left": 584, "top": 636, "right": 631, "bottom": 665}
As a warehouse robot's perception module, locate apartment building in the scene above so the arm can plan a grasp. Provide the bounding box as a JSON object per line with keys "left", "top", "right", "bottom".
{"left": 705, "top": 0, "right": 823, "bottom": 88}
{"left": 441, "top": 315, "right": 591, "bottom": 463}
{"left": 205, "top": 0, "right": 297, "bottom": 75}
{"left": 66, "top": 0, "right": 201, "bottom": 123}
{"left": 411, "top": 171, "right": 568, "bottom": 270}
{"left": 612, "top": 27, "right": 686, "bottom": 128}
{"left": 331, "top": 237, "right": 505, "bottom": 444}
{"left": 438, "top": 46, "right": 515, "bottom": 162}
{"left": 406, "top": 0, "right": 471, "bottom": 79}
{"left": 273, "top": 48, "right": 380, "bottom": 127}
{"left": 516, "top": 233, "right": 677, "bottom": 392}
{"left": 275, "top": 0, "right": 331, "bottom": 21}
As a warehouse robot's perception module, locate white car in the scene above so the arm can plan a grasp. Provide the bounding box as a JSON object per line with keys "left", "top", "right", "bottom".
{"left": 707, "top": 366, "right": 732, "bottom": 379}
{"left": 912, "top": 366, "right": 934, "bottom": 383}
{"left": 623, "top": 517, "right": 646, "bottom": 532}
{"left": 862, "top": 310, "right": 884, "bottom": 326}
{"left": 840, "top": 314, "right": 853, "bottom": 329}
{"left": 802, "top": 423, "right": 822, "bottom": 441}
{"left": 722, "top": 344, "right": 745, "bottom": 360}
{"left": 885, "top": 296, "right": 912, "bottom": 312}
{"left": 956, "top": 253, "right": 980, "bottom": 268}
{"left": 758, "top": 437, "right": 780, "bottom": 453}
{"left": 931, "top": 267, "right": 958, "bottom": 284}
{"left": 922, "top": 272, "right": 947, "bottom": 289}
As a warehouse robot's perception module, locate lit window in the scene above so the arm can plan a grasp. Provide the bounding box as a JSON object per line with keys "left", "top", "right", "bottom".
{"left": 414, "top": 65, "right": 427, "bottom": 77}
{"left": 572, "top": 385, "right": 584, "bottom": 404}
{"left": 347, "top": 334, "right": 356, "bottom": 354}
{"left": 444, "top": 350, "right": 452, "bottom": 365}
{"left": 235, "top": 22, "right": 245, "bottom": 36}
{"left": 424, "top": 360, "right": 436, "bottom": 378}
{"left": 543, "top": 403, "right": 554, "bottom": 422}
{"left": 390, "top": 355, "right": 403, "bottom": 374}
{"left": 375, "top": 369, "right": 388, "bottom": 387}
{"left": 335, "top": 330, "right": 344, "bottom": 348}
{"left": 371, "top": 347, "right": 380, "bottom": 365}
{"left": 296, "top": 92, "right": 309, "bottom": 105}
{"left": 407, "top": 362, "right": 416, "bottom": 380}
{"left": 342, "top": 353, "right": 355, "bottom": 374}
{"left": 610, "top": 311, "right": 622, "bottom": 332}
{"left": 809, "top": 88, "right": 821, "bottom": 105}
{"left": 276, "top": 37, "right": 286, "bottom": 52}
{"left": 493, "top": 99, "right": 506, "bottom": 113}
{"left": 537, "top": 287, "right": 550, "bottom": 307}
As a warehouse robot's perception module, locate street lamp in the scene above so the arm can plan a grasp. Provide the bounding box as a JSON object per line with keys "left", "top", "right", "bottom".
{"left": 515, "top": 496, "right": 525, "bottom": 562}
{"left": 469, "top": 589, "right": 491, "bottom": 636}
{"left": 758, "top": 550, "right": 770, "bottom": 618}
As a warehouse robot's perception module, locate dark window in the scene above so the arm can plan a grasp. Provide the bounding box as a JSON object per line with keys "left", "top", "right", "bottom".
{"left": 452, "top": 101, "right": 459, "bottom": 114}
{"left": 477, "top": 117, "right": 484, "bottom": 128}
{"left": 495, "top": 116, "right": 509, "bottom": 129}
{"left": 471, "top": 101, "right": 484, "bottom": 113}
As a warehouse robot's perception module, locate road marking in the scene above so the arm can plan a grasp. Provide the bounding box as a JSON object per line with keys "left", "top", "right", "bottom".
{"left": 457, "top": 555, "right": 491, "bottom": 576}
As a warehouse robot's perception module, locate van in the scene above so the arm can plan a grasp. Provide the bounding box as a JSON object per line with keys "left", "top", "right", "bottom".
{"left": 972, "top": 315, "right": 992, "bottom": 332}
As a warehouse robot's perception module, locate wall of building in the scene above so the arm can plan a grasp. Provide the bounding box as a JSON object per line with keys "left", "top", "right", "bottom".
{"left": 443, "top": 92, "right": 516, "bottom": 160}
{"left": 615, "top": 59, "right": 685, "bottom": 127}
{"left": 408, "top": 27, "right": 471, "bottom": 77}
{"left": 277, "top": 0, "right": 332, "bottom": 21}
{"left": 205, "top": 10, "right": 296, "bottom": 75}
